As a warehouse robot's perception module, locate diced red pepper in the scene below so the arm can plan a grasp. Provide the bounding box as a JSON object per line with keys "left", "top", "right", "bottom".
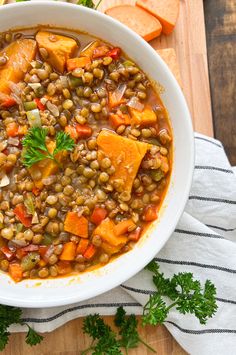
{"left": 1, "top": 97, "right": 16, "bottom": 108}
{"left": 34, "top": 98, "right": 45, "bottom": 111}
{"left": 39, "top": 245, "right": 54, "bottom": 262}
{"left": 107, "top": 47, "right": 121, "bottom": 60}
{"left": 38, "top": 246, "right": 49, "bottom": 258}
{"left": 65, "top": 125, "right": 78, "bottom": 141}
{"left": 13, "top": 204, "right": 32, "bottom": 227}
{"left": 76, "top": 124, "right": 92, "bottom": 139}
{"left": 142, "top": 205, "right": 158, "bottom": 222}
{"left": 128, "top": 227, "right": 142, "bottom": 242}
{"left": 83, "top": 244, "right": 96, "bottom": 260}
{"left": 16, "top": 248, "right": 28, "bottom": 260}
{"left": 0, "top": 246, "right": 15, "bottom": 261}
{"left": 91, "top": 207, "right": 108, "bottom": 225}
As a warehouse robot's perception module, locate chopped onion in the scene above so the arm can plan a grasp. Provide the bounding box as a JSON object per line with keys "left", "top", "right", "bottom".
{"left": 26, "top": 109, "right": 42, "bottom": 127}
{"left": 0, "top": 140, "right": 7, "bottom": 152}
{"left": 44, "top": 245, "right": 54, "bottom": 261}
{"left": 28, "top": 83, "right": 41, "bottom": 92}
{"left": 46, "top": 101, "right": 59, "bottom": 117}
{"left": 59, "top": 75, "right": 68, "bottom": 88}
{"left": 8, "top": 137, "right": 19, "bottom": 146}
{"left": 0, "top": 175, "right": 9, "bottom": 187}
{"left": 10, "top": 239, "right": 27, "bottom": 247}
{"left": 32, "top": 212, "right": 39, "bottom": 224}
{"left": 127, "top": 97, "right": 144, "bottom": 112}
{"left": 42, "top": 175, "right": 57, "bottom": 186}
{"left": 8, "top": 147, "right": 20, "bottom": 155}
{"left": 112, "top": 83, "right": 127, "bottom": 103}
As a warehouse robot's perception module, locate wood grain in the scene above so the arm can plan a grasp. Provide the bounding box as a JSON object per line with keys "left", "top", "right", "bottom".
{"left": 2, "top": 0, "right": 212, "bottom": 354}
{"left": 204, "top": 0, "right": 236, "bottom": 164}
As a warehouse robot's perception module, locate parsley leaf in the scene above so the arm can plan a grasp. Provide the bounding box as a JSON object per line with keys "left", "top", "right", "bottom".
{"left": 22, "top": 127, "right": 75, "bottom": 168}
{"left": 25, "top": 326, "right": 44, "bottom": 346}
{"left": 77, "top": 0, "right": 103, "bottom": 10}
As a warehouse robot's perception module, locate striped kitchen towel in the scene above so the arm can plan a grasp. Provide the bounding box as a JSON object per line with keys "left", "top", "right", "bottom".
{"left": 10, "top": 132, "right": 236, "bottom": 355}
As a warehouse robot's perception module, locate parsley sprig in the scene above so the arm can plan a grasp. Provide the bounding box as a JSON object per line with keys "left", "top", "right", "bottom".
{"left": 0, "top": 305, "right": 43, "bottom": 350}
{"left": 143, "top": 261, "right": 218, "bottom": 326}
{"left": 22, "top": 127, "right": 75, "bottom": 168}
{"left": 77, "top": 0, "right": 103, "bottom": 10}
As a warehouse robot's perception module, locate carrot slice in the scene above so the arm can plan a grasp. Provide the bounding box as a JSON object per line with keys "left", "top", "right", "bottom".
{"left": 143, "top": 205, "right": 158, "bottom": 222}
{"left": 108, "top": 92, "right": 126, "bottom": 109}
{"left": 76, "top": 239, "right": 89, "bottom": 255}
{"left": 114, "top": 219, "right": 136, "bottom": 236}
{"left": 60, "top": 242, "right": 77, "bottom": 261}
{"left": 9, "top": 263, "right": 23, "bottom": 282}
{"left": 136, "top": 0, "right": 180, "bottom": 35}
{"left": 67, "top": 56, "right": 91, "bottom": 71}
{"left": 109, "top": 113, "right": 131, "bottom": 129}
{"left": 91, "top": 207, "right": 108, "bottom": 226}
{"left": 106, "top": 5, "right": 162, "bottom": 42}
{"left": 83, "top": 245, "right": 96, "bottom": 260}
{"left": 64, "top": 212, "right": 88, "bottom": 238}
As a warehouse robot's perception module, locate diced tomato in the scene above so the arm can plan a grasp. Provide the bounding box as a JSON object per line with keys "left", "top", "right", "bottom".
{"left": 76, "top": 239, "right": 89, "bottom": 255}
{"left": 76, "top": 124, "right": 92, "bottom": 139}
{"left": 93, "top": 45, "right": 110, "bottom": 58}
{"left": 65, "top": 125, "right": 78, "bottom": 141}
{"left": 107, "top": 47, "right": 121, "bottom": 60}
{"left": 9, "top": 263, "right": 23, "bottom": 282}
{"left": 83, "top": 244, "right": 96, "bottom": 260}
{"left": 13, "top": 204, "right": 32, "bottom": 227}
{"left": 34, "top": 98, "right": 45, "bottom": 111}
{"left": 143, "top": 205, "right": 158, "bottom": 222}
{"left": 1, "top": 97, "right": 16, "bottom": 108}
{"left": 0, "top": 246, "right": 15, "bottom": 261}
{"left": 91, "top": 207, "right": 108, "bottom": 225}
{"left": 128, "top": 227, "right": 142, "bottom": 242}
{"left": 6, "top": 122, "right": 19, "bottom": 137}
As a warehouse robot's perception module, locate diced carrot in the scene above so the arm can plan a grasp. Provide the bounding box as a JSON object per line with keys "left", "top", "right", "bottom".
{"left": 91, "top": 207, "right": 108, "bottom": 226}
{"left": 93, "top": 218, "right": 128, "bottom": 247}
{"left": 57, "top": 261, "right": 72, "bottom": 275}
{"left": 101, "top": 242, "right": 121, "bottom": 255}
{"left": 64, "top": 212, "right": 88, "bottom": 238}
{"left": 60, "top": 242, "right": 77, "bottom": 261}
{"left": 106, "top": 5, "right": 162, "bottom": 42}
{"left": 38, "top": 246, "right": 49, "bottom": 260}
{"left": 107, "top": 47, "right": 121, "bottom": 60}
{"left": 143, "top": 204, "right": 158, "bottom": 222}
{"left": 128, "top": 227, "right": 142, "bottom": 241}
{"left": 65, "top": 125, "right": 78, "bottom": 141}
{"left": 109, "top": 113, "right": 131, "bottom": 129}
{"left": 114, "top": 219, "right": 136, "bottom": 236}
{"left": 16, "top": 248, "right": 27, "bottom": 260}
{"left": 13, "top": 204, "right": 32, "bottom": 227}
{"left": 83, "top": 244, "right": 96, "bottom": 260}
{"left": 108, "top": 92, "right": 126, "bottom": 109}
{"left": 128, "top": 105, "right": 157, "bottom": 127}
{"left": 136, "top": 0, "right": 180, "bottom": 35}
{"left": 67, "top": 56, "right": 91, "bottom": 71}
{"left": 34, "top": 98, "right": 46, "bottom": 111}
{"left": 0, "top": 97, "right": 16, "bottom": 108}
{"left": 0, "top": 246, "right": 15, "bottom": 261}
{"left": 93, "top": 45, "right": 110, "bottom": 59}
{"left": 76, "top": 124, "right": 93, "bottom": 139}
{"left": 76, "top": 239, "right": 89, "bottom": 255}
{"left": 39, "top": 259, "right": 47, "bottom": 267}
{"left": 6, "top": 122, "right": 19, "bottom": 137}
{"left": 9, "top": 263, "right": 23, "bottom": 282}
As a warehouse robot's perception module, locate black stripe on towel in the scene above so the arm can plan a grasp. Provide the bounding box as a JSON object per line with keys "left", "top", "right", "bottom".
{"left": 195, "top": 165, "right": 233, "bottom": 174}
{"left": 154, "top": 258, "right": 236, "bottom": 274}
{"left": 166, "top": 321, "right": 236, "bottom": 334}
{"left": 189, "top": 196, "right": 236, "bottom": 205}
{"left": 194, "top": 136, "right": 222, "bottom": 148}
{"left": 175, "top": 229, "right": 223, "bottom": 239}
{"left": 22, "top": 302, "right": 141, "bottom": 323}
{"left": 206, "top": 224, "right": 236, "bottom": 232}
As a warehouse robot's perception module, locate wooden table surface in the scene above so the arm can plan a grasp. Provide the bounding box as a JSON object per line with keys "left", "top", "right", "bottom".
{"left": 1, "top": 0, "right": 218, "bottom": 354}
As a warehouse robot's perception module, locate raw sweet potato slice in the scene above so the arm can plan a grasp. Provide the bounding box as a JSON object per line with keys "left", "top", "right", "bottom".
{"left": 97, "top": 130, "right": 149, "bottom": 195}
{"left": 156, "top": 48, "right": 182, "bottom": 87}
{"left": 93, "top": 218, "right": 127, "bottom": 247}
{"left": 0, "top": 39, "right": 36, "bottom": 99}
{"left": 136, "top": 0, "right": 180, "bottom": 35}
{"left": 128, "top": 105, "right": 157, "bottom": 127}
{"left": 36, "top": 31, "right": 78, "bottom": 73}
{"left": 105, "top": 5, "right": 162, "bottom": 42}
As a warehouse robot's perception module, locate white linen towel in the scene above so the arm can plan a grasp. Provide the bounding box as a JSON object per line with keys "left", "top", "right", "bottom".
{"left": 10, "top": 133, "right": 236, "bottom": 355}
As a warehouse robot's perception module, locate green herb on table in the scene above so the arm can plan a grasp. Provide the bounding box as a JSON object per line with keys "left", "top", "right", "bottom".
{"left": 143, "top": 260, "right": 218, "bottom": 326}
{"left": 0, "top": 305, "right": 43, "bottom": 350}
{"left": 77, "top": 0, "right": 103, "bottom": 10}
{"left": 21, "top": 127, "right": 75, "bottom": 168}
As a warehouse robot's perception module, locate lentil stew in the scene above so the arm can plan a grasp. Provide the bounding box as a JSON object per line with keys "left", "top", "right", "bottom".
{"left": 0, "top": 27, "right": 172, "bottom": 282}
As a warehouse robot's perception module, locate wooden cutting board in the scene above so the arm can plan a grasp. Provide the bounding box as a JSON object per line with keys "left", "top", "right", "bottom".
{"left": 3, "top": 0, "right": 213, "bottom": 354}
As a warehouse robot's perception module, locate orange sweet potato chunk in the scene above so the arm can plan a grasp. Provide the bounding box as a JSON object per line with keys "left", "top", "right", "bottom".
{"left": 36, "top": 31, "right": 78, "bottom": 73}
{"left": 97, "top": 130, "right": 149, "bottom": 195}
{"left": 128, "top": 105, "right": 157, "bottom": 127}
{"left": 136, "top": 0, "right": 180, "bottom": 35}
{"left": 0, "top": 39, "right": 36, "bottom": 98}
{"left": 94, "top": 218, "right": 127, "bottom": 247}
{"left": 64, "top": 212, "right": 88, "bottom": 238}
{"left": 105, "top": 5, "right": 162, "bottom": 42}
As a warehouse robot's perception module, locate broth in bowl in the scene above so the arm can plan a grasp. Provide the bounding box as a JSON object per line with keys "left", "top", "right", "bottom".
{"left": 0, "top": 28, "right": 172, "bottom": 282}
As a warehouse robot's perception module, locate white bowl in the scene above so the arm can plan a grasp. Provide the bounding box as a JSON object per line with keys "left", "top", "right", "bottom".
{"left": 0, "top": 1, "right": 194, "bottom": 308}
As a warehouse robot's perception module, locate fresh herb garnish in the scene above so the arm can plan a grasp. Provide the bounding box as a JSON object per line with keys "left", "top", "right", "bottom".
{"left": 142, "top": 260, "right": 218, "bottom": 326}
{"left": 22, "top": 127, "right": 75, "bottom": 168}
{"left": 0, "top": 305, "right": 43, "bottom": 350}
{"left": 77, "top": 0, "right": 103, "bottom": 10}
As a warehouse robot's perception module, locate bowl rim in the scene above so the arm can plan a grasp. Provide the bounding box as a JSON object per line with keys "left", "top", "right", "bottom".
{"left": 0, "top": 1, "right": 195, "bottom": 308}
